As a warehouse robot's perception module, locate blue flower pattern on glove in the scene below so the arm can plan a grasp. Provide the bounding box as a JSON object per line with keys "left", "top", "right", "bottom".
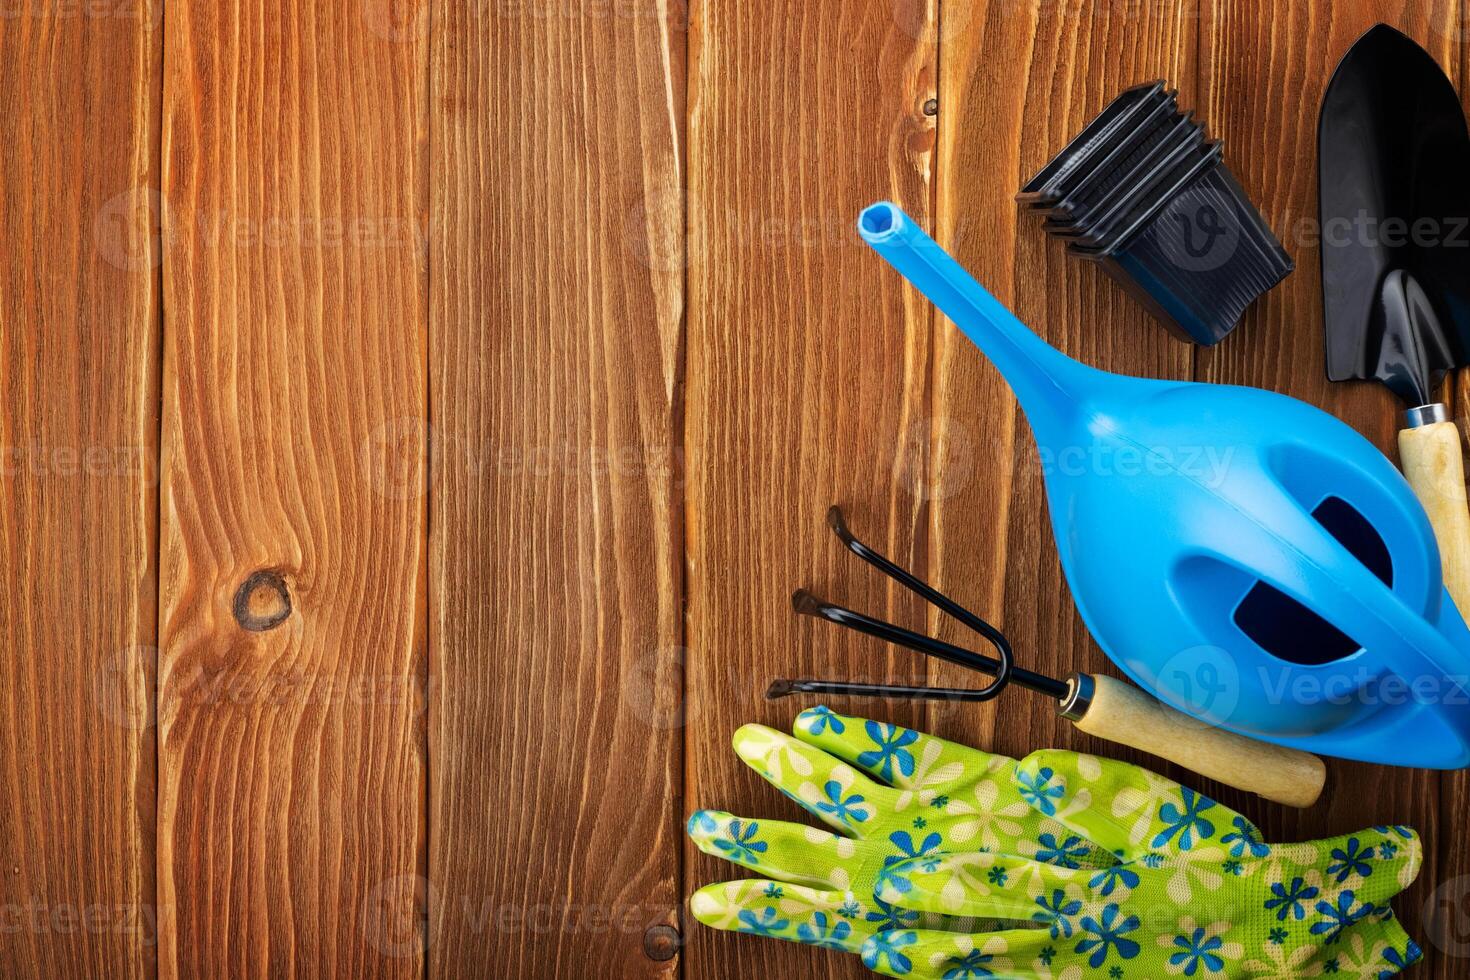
{"left": 942, "top": 949, "right": 995, "bottom": 978}
{"left": 799, "top": 705, "right": 845, "bottom": 736}
{"left": 877, "top": 832, "right": 943, "bottom": 896}
{"left": 1327, "top": 838, "right": 1375, "bottom": 883}
{"left": 863, "top": 931, "right": 917, "bottom": 974}
{"left": 1152, "top": 787, "right": 1216, "bottom": 850}
{"left": 1089, "top": 863, "right": 1140, "bottom": 897}
{"left": 1265, "top": 876, "right": 1319, "bottom": 921}
{"left": 796, "top": 911, "right": 852, "bottom": 950}
{"left": 1311, "top": 890, "right": 1373, "bottom": 944}
{"left": 738, "top": 907, "right": 788, "bottom": 936}
{"left": 1380, "top": 939, "right": 1422, "bottom": 978}
{"left": 815, "top": 780, "right": 868, "bottom": 828}
{"left": 1033, "top": 889, "right": 1083, "bottom": 939}
{"left": 1016, "top": 766, "right": 1064, "bottom": 815}
{"left": 1075, "top": 904, "right": 1141, "bottom": 968}
{"left": 1221, "top": 815, "right": 1271, "bottom": 858}
{"left": 1170, "top": 927, "right": 1226, "bottom": 976}
{"left": 864, "top": 898, "right": 920, "bottom": 932}
{"left": 1035, "top": 832, "right": 1091, "bottom": 869}
{"left": 859, "top": 722, "right": 919, "bottom": 782}
{"left": 714, "top": 819, "right": 767, "bottom": 864}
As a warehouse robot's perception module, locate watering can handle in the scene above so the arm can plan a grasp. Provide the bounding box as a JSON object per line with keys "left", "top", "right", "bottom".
{"left": 1068, "top": 675, "right": 1327, "bottom": 808}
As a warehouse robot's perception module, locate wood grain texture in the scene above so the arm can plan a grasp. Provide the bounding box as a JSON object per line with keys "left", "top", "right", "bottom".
{"left": 927, "top": 0, "right": 1196, "bottom": 767}
{"left": 1200, "top": 1, "right": 1461, "bottom": 973}
{"left": 1443, "top": 10, "right": 1470, "bottom": 969}
{"left": 157, "top": 1, "right": 428, "bottom": 976}
{"left": 0, "top": 3, "right": 160, "bottom": 978}
{"left": 685, "top": 2, "right": 938, "bottom": 977}
{"left": 427, "top": 1, "right": 685, "bottom": 977}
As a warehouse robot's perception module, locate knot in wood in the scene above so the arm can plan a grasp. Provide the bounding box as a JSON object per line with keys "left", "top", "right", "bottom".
{"left": 233, "top": 570, "right": 292, "bottom": 632}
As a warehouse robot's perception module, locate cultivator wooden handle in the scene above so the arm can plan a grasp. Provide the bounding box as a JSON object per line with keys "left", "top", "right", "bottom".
{"left": 1065, "top": 674, "right": 1327, "bottom": 809}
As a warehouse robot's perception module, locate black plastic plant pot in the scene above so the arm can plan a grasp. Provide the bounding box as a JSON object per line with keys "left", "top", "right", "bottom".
{"left": 1050, "top": 131, "right": 1215, "bottom": 246}
{"left": 1033, "top": 95, "right": 1182, "bottom": 222}
{"left": 1072, "top": 163, "right": 1294, "bottom": 346}
{"left": 1020, "top": 78, "right": 1294, "bottom": 346}
{"left": 1017, "top": 81, "right": 1170, "bottom": 206}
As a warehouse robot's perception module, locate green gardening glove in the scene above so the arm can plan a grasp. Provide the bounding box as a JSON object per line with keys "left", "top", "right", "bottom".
{"left": 865, "top": 749, "right": 1424, "bottom": 979}
{"left": 688, "top": 706, "right": 1114, "bottom": 957}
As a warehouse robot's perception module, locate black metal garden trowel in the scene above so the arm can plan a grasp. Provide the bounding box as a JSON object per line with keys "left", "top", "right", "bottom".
{"left": 1320, "top": 23, "right": 1470, "bottom": 614}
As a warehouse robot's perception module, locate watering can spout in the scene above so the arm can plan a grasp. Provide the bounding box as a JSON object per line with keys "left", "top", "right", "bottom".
{"left": 858, "top": 202, "right": 1096, "bottom": 435}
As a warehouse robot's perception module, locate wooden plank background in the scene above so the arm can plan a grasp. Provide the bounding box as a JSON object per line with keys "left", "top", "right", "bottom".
{"left": 684, "top": 0, "right": 938, "bottom": 974}
{"left": 428, "top": 0, "right": 684, "bottom": 975}
{"left": 3, "top": 0, "right": 1470, "bottom": 977}
{"left": 0, "top": 2, "right": 160, "bottom": 978}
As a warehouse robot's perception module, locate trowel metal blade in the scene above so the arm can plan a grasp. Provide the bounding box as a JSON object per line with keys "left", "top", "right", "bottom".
{"left": 1319, "top": 23, "right": 1470, "bottom": 407}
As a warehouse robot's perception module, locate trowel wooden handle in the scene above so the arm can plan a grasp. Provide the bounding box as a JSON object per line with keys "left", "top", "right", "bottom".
{"left": 1070, "top": 675, "right": 1326, "bottom": 808}
{"left": 1399, "top": 420, "right": 1470, "bottom": 616}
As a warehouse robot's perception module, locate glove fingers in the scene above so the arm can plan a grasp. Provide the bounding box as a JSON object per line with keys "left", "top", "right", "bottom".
{"left": 864, "top": 911, "right": 1426, "bottom": 979}
{"left": 732, "top": 723, "right": 899, "bottom": 833}
{"left": 1307, "top": 826, "right": 1424, "bottom": 906}
{"left": 687, "top": 880, "right": 980, "bottom": 955}
{"left": 1300, "top": 911, "right": 1423, "bottom": 977}
{"left": 687, "top": 809, "right": 886, "bottom": 892}
{"left": 792, "top": 706, "right": 999, "bottom": 796}
{"left": 688, "top": 879, "right": 878, "bottom": 954}
{"left": 861, "top": 927, "right": 1059, "bottom": 980}
{"left": 1015, "top": 748, "right": 1260, "bottom": 861}
{"left": 877, "top": 850, "right": 1089, "bottom": 922}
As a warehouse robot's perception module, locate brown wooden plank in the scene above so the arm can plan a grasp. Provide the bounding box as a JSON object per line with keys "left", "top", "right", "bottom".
{"left": 1439, "top": 4, "right": 1470, "bottom": 974}
{"left": 157, "top": 2, "right": 428, "bottom": 976}
{"left": 928, "top": 2, "right": 1196, "bottom": 769}
{"left": 1200, "top": 1, "right": 1461, "bottom": 973}
{"left": 0, "top": 4, "right": 161, "bottom": 979}
{"left": 684, "top": 2, "right": 938, "bottom": 977}
{"left": 427, "top": 2, "right": 685, "bottom": 978}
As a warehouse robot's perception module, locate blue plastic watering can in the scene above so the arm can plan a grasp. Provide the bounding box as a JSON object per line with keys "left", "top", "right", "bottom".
{"left": 859, "top": 201, "right": 1470, "bottom": 768}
